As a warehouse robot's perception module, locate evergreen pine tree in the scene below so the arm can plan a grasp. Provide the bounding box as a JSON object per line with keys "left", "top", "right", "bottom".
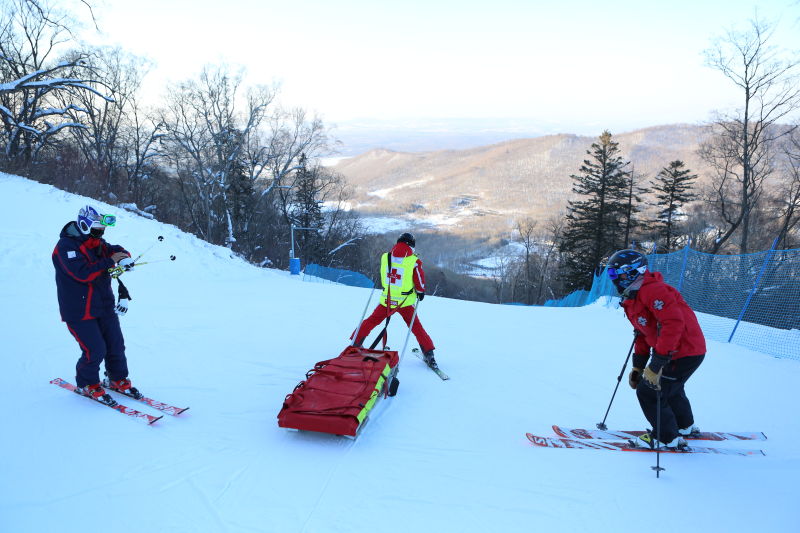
{"left": 560, "top": 130, "right": 631, "bottom": 291}
{"left": 622, "top": 166, "right": 648, "bottom": 247}
{"left": 650, "top": 160, "right": 697, "bottom": 251}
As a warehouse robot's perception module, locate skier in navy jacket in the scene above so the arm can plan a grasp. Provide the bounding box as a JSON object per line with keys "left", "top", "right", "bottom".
{"left": 52, "top": 205, "right": 141, "bottom": 405}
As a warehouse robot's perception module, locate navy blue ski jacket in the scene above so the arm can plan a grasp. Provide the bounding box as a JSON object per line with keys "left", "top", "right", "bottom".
{"left": 52, "top": 221, "right": 129, "bottom": 322}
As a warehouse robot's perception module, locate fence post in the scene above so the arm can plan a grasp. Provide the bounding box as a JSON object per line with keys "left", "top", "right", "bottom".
{"left": 728, "top": 238, "right": 779, "bottom": 343}
{"left": 676, "top": 240, "right": 691, "bottom": 292}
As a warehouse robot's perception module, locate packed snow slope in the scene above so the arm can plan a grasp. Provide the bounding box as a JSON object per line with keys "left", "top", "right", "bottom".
{"left": 1, "top": 173, "right": 798, "bottom": 533}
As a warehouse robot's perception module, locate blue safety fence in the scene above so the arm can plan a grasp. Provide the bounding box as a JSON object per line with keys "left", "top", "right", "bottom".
{"left": 303, "top": 263, "right": 375, "bottom": 289}
{"left": 544, "top": 272, "right": 617, "bottom": 307}
{"left": 545, "top": 244, "right": 800, "bottom": 361}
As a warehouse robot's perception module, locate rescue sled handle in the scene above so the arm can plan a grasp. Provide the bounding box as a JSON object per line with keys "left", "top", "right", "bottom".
{"left": 350, "top": 287, "right": 377, "bottom": 347}
{"left": 398, "top": 300, "right": 420, "bottom": 363}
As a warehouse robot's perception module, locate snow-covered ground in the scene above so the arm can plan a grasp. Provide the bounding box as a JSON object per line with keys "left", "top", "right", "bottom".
{"left": 1, "top": 173, "right": 798, "bottom": 533}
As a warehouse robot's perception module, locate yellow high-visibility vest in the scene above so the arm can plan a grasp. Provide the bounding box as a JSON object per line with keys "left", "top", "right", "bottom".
{"left": 380, "top": 253, "right": 418, "bottom": 308}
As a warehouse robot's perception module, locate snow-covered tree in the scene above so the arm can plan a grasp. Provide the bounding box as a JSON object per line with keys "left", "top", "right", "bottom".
{"left": 160, "top": 65, "right": 275, "bottom": 247}
{"left": 0, "top": 0, "right": 110, "bottom": 164}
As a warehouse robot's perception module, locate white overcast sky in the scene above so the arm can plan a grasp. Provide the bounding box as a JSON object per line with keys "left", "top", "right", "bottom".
{"left": 80, "top": 0, "right": 800, "bottom": 134}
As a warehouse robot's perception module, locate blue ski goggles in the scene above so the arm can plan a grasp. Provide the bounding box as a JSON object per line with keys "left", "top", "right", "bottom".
{"left": 607, "top": 264, "right": 640, "bottom": 280}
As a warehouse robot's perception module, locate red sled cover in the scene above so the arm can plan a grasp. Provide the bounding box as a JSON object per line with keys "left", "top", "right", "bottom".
{"left": 277, "top": 345, "right": 399, "bottom": 437}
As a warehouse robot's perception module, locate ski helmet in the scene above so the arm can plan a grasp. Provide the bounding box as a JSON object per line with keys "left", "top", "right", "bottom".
{"left": 607, "top": 249, "right": 648, "bottom": 293}
{"left": 77, "top": 205, "right": 117, "bottom": 236}
{"left": 397, "top": 232, "right": 416, "bottom": 248}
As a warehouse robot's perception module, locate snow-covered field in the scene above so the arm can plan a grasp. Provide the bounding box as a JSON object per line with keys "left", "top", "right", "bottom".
{"left": 1, "top": 173, "right": 798, "bottom": 533}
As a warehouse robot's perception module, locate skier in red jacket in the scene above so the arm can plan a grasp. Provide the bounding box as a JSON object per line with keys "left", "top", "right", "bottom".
{"left": 607, "top": 249, "right": 706, "bottom": 449}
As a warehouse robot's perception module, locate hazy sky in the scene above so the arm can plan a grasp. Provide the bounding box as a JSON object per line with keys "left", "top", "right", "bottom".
{"left": 82, "top": 0, "right": 800, "bottom": 135}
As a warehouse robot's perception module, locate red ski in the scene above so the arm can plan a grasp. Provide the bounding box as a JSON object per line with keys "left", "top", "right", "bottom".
{"left": 526, "top": 434, "right": 765, "bottom": 457}
{"left": 50, "top": 378, "right": 162, "bottom": 425}
{"left": 552, "top": 425, "right": 766, "bottom": 442}
{"left": 104, "top": 382, "right": 189, "bottom": 416}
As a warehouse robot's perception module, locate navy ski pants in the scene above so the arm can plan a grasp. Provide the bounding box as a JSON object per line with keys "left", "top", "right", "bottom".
{"left": 66, "top": 314, "right": 128, "bottom": 388}
{"left": 636, "top": 354, "right": 705, "bottom": 443}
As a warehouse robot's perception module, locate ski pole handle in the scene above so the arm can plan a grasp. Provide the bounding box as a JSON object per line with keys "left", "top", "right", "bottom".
{"left": 108, "top": 265, "right": 125, "bottom": 278}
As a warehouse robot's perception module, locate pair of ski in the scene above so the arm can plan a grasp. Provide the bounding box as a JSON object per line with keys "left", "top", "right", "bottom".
{"left": 526, "top": 425, "right": 766, "bottom": 456}
{"left": 50, "top": 378, "right": 189, "bottom": 425}
{"left": 411, "top": 348, "right": 449, "bottom": 380}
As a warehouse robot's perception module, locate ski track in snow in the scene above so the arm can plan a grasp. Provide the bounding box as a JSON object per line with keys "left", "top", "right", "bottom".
{"left": 1, "top": 173, "right": 799, "bottom": 533}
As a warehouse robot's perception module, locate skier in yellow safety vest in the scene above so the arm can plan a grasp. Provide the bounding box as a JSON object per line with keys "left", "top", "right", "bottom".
{"left": 352, "top": 233, "right": 438, "bottom": 368}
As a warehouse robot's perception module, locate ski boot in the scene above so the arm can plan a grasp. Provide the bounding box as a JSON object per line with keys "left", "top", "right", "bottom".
{"left": 678, "top": 424, "right": 701, "bottom": 438}
{"left": 77, "top": 383, "right": 117, "bottom": 406}
{"left": 634, "top": 431, "right": 687, "bottom": 450}
{"left": 422, "top": 350, "right": 439, "bottom": 370}
{"left": 103, "top": 377, "right": 144, "bottom": 400}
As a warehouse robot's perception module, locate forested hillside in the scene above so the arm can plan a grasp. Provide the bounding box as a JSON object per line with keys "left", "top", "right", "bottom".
{"left": 334, "top": 124, "right": 712, "bottom": 237}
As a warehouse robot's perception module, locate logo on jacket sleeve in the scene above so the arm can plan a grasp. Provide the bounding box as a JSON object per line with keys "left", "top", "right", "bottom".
{"left": 653, "top": 299, "right": 664, "bottom": 310}
{"left": 637, "top": 317, "right": 647, "bottom": 327}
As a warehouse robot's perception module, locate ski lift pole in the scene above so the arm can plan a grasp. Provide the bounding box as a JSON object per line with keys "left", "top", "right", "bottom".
{"left": 289, "top": 224, "right": 319, "bottom": 275}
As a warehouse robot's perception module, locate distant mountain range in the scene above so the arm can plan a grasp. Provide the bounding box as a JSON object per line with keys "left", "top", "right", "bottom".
{"left": 332, "top": 123, "right": 713, "bottom": 238}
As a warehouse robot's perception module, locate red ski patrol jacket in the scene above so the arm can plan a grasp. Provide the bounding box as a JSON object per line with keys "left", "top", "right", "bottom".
{"left": 621, "top": 271, "right": 706, "bottom": 360}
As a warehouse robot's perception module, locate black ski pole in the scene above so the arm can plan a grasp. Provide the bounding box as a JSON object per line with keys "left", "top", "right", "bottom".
{"left": 596, "top": 336, "right": 636, "bottom": 430}
{"left": 652, "top": 386, "right": 665, "bottom": 477}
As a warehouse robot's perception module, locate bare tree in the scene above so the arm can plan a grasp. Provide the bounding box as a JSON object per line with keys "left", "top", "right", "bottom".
{"left": 515, "top": 218, "right": 537, "bottom": 305}
{"left": 61, "top": 46, "right": 150, "bottom": 195}
{"left": 702, "top": 17, "right": 800, "bottom": 253}
{"left": 270, "top": 108, "right": 331, "bottom": 224}
{"left": 120, "top": 96, "right": 164, "bottom": 206}
{"left": 160, "top": 65, "right": 275, "bottom": 246}
{"left": 536, "top": 214, "right": 565, "bottom": 304}
{"left": 0, "top": 0, "right": 111, "bottom": 165}
{"left": 774, "top": 129, "right": 800, "bottom": 248}
{"left": 488, "top": 248, "right": 516, "bottom": 303}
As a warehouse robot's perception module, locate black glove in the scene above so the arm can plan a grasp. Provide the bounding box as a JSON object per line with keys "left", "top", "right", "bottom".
{"left": 417, "top": 291, "right": 425, "bottom": 301}
{"left": 628, "top": 368, "right": 642, "bottom": 389}
{"left": 642, "top": 352, "right": 670, "bottom": 390}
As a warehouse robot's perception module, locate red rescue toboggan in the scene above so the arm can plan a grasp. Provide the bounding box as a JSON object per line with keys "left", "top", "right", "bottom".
{"left": 279, "top": 261, "right": 419, "bottom": 437}
{"left": 277, "top": 345, "right": 400, "bottom": 437}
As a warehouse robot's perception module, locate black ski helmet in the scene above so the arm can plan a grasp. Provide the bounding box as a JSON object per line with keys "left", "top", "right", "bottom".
{"left": 607, "top": 249, "right": 648, "bottom": 293}
{"left": 397, "top": 232, "right": 416, "bottom": 248}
